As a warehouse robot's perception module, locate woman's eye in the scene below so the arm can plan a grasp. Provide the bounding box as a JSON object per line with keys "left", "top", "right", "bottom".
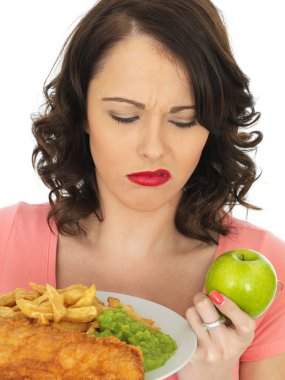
{"left": 172, "top": 120, "right": 197, "bottom": 128}
{"left": 111, "top": 115, "right": 138, "bottom": 124}
{"left": 111, "top": 115, "right": 196, "bottom": 128}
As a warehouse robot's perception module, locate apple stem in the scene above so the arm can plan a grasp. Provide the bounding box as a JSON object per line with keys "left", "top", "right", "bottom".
{"left": 241, "top": 254, "right": 245, "bottom": 261}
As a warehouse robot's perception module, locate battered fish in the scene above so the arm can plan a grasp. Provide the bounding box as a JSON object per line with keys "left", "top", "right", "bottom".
{"left": 0, "top": 317, "right": 144, "bottom": 380}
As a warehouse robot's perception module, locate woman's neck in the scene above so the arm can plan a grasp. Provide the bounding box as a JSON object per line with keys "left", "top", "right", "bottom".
{"left": 80, "top": 197, "right": 196, "bottom": 259}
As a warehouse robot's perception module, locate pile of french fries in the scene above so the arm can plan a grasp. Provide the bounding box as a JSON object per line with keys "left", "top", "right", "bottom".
{"left": 0, "top": 283, "right": 160, "bottom": 333}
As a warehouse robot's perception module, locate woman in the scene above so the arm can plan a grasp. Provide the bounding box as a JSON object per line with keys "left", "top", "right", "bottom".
{"left": 0, "top": 0, "right": 284, "bottom": 379}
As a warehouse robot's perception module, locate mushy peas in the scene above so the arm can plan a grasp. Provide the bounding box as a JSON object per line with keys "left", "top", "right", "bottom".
{"left": 93, "top": 307, "right": 177, "bottom": 372}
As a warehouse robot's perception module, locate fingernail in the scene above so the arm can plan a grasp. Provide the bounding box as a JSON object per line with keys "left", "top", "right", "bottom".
{"left": 209, "top": 290, "right": 224, "bottom": 306}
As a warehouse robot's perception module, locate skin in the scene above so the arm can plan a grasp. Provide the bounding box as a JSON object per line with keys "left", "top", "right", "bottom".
{"left": 85, "top": 34, "right": 209, "bottom": 259}
{"left": 60, "top": 34, "right": 285, "bottom": 379}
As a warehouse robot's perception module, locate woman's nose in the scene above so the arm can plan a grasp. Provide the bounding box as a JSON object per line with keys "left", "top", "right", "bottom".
{"left": 136, "top": 120, "right": 167, "bottom": 161}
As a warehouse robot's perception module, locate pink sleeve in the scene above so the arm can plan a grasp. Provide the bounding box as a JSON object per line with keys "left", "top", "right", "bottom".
{"left": 0, "top": 203, "right": 18, "bottom": 280}
{"left": 241, "top": 231, "right": 285, "bottom": 361}
{"left": 0, "top": 202, "right": 57, "bottom": 294}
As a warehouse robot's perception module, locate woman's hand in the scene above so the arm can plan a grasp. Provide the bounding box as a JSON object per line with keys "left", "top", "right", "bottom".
{"left": 177, "top": 290, "right": 255, "bottom": 380}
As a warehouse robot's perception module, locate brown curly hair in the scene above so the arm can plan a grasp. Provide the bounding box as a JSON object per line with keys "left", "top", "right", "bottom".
{"left": 31, "top": 0, "right": 262, "bottom": 244}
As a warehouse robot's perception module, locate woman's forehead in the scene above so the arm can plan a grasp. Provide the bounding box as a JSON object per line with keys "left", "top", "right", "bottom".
{"left": 88, "top": 36, "right": 194, "bottom": 103}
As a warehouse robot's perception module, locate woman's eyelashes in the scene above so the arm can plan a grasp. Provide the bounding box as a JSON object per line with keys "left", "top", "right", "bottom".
{"left": 110, "top": 115, "right": 196, "bottom": 128}
{"left": 111, "top": 115, "right": 138, "bottom": 124}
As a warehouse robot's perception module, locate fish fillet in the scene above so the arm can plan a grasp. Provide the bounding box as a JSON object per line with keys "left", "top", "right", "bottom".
{"left": 0, "top": 317, "right": 144, "bottom": 380}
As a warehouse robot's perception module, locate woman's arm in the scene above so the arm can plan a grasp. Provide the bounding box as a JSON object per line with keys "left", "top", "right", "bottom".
{"left": 240, "top": 353, "right": 285, "bottom": 379}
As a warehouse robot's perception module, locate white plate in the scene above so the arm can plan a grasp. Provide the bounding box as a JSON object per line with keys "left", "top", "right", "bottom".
{"left": 96, "top": 291, "right": 197, "bottom": 380}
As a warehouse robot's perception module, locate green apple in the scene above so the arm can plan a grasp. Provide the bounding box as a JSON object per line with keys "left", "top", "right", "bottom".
{"left": 205, "top": 249, "right": 277, "bottom": 319}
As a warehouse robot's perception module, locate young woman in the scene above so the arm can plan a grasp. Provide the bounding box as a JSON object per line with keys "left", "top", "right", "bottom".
{"left": 1, "top": 1, "right": 284, "bottom": 379}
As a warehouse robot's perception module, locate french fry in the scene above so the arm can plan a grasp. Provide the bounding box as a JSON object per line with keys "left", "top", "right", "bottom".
{"left": 16, "top": 299, "right": 53, "bottom": 320}
{"left": 0, "top": 306, "right": 15, "bottom": 318}
{"left": 46, "top": 284, "right": 66, "bottom": 323}
{"left": 88, "top": 320, "right": 100, "bottom": 329}
{"left": 59, "top": 285, "right": 87, "bottom": 306}
{"left": 52, "top": 320, "right": 89, "bottom": 332}
{"left": 14, "top": 288, "right": 40, "bottom": 301}
{"left": 58, "top": 284, "right": 88, "bottom": 294}
{"left": 86, "top": 327, "right": 96, "bottom": 335}
{"left": 1, "top": 282, "right": 159, "bottom": 337}
{"left": 65, "top": 306, "right": 97, "bottom": 322}
{"left": 108, "top": 297, "right": 160, "bottom": 332}
{"left": 38, "top": 300, "right": 51, "bottom": 307}
{"left": 0, "top": 290, "right": 15, "bottom": 307}
{"left": 93, "top": 302, "right": 108, "bottom": 316}
{"left": 32, "top": 293, "right": 49, "bottom": 305}
{"left": 37, "top": 313, "right": 50, "bottom": 325}
{"left": 86, "top": 320, "right": 100, "bottom": 334}
{"left": 29, "top": 282, "right": 47, "bottom": 294}
{"left": 69, "top": 284, "right": 96, "bottom": 308}
{"left": 95, "top": 297, "right": 105, "bottom": 306}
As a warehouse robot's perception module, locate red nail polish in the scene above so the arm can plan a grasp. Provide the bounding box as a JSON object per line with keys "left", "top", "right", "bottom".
{"left": 209, "top": 290, "right": 224, "bottom": 306}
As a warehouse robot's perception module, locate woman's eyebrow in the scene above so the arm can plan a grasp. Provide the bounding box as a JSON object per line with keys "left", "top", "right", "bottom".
{"left": 102, "top": 97, "right": 195, "bottom": 113}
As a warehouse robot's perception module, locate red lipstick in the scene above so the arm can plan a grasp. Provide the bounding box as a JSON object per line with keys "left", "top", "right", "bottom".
{"left": 127, "top": 169, "right": 171, "bottom": 186}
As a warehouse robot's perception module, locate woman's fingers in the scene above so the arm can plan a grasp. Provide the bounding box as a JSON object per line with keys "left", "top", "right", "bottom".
{"left": 184, "top": 290, "right": 256, "bottom": 375}
{"left": 193, "top": 292, "right": 227, "bottom": 337}
{"left": 209, "top": 291, "right": 255, "bottom": 341}
{"left": 186, "top": 291, "right": 255, "bottom": 344}
{"left": 185, "top": 305, "right": 210, "bottom": 345}
{"left": 186, "top": 292, "right": 228, "bottom": 347}
{"left": 194, "top": 292, "right": 223, "bottom": 322}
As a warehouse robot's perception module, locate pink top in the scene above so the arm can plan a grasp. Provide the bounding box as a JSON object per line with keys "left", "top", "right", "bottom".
{"left": 1, "top": 202, "right": 285, "bottom": 380}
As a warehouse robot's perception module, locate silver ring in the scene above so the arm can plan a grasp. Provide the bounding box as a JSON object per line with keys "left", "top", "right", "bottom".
{"left": 203, "top": 315, "right": 227, "bottom": 331}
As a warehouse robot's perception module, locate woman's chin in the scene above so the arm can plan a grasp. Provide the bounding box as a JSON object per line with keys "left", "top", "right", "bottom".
{"left": 120, "top": 193, "right": 180, "bottom": 213}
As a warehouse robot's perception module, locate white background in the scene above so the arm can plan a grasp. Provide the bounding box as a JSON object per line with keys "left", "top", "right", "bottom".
{"left": 0, "top": 1, "right": 284, "bottom": 237}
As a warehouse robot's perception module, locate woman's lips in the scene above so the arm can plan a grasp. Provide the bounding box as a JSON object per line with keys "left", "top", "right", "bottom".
{"left": 126, "top": 169, "right": 171, "bottom": 186}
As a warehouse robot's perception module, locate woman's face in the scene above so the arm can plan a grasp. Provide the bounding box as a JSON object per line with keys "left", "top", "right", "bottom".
{"left": 86, "top": 35, "right": 209, "bottom": 212}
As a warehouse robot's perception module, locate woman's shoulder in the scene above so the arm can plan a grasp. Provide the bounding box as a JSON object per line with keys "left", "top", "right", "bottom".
{"left": 229, "top": 216, "right": 285, "bottom": 361}
{"left": 224, "top": 213, "right": 284, "bottom": 247}
{"left": 0, "top": 201, "right": 51, "bottom": 221}
{"left": 226, "top": 213, "right": 273, "bottom": 235}
{"left": 0, "top": 201, "right": 53, "bottom": 244}
{"left": 0, "top": 201, "right": 56, "bottom": 293}
{"left": 222, "top": 214, "right": 285, "bottom": 276}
